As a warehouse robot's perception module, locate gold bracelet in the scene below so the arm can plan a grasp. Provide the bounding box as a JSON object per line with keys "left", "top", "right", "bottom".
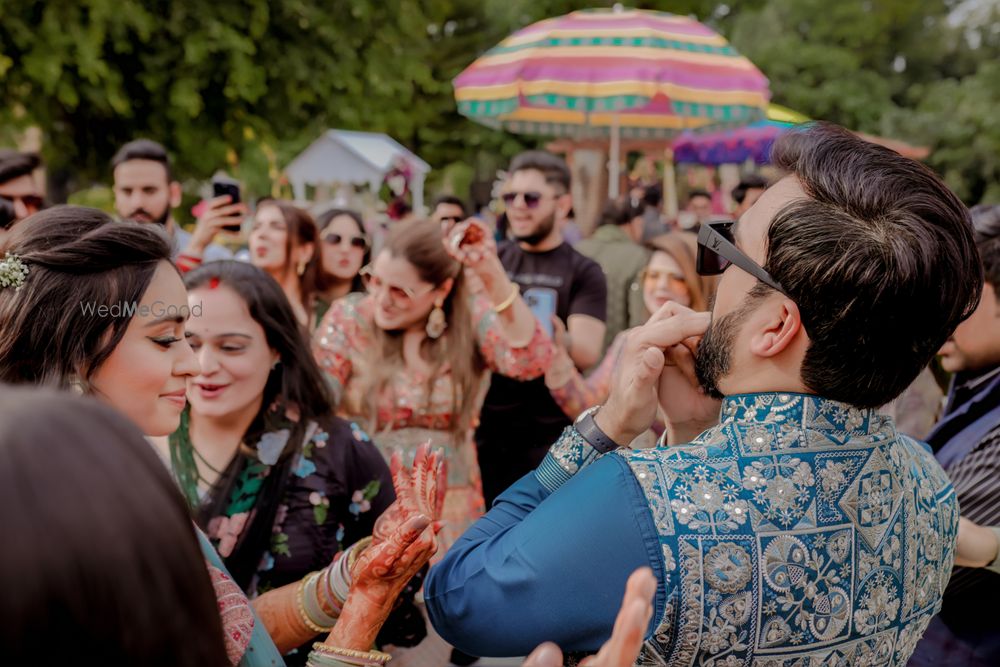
{"left": 347, "top": 536, "right": 374, "bottom": 574}
{"left": 312, "top": 643, "right": 392, "bottom": 664}
{"left": 492, "top": 282, "right": 520, "bottom": 313}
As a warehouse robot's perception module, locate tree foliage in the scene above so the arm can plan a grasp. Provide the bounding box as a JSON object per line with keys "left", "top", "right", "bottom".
{"left": 0, "top": 0, "right": 997, "bottom": 204}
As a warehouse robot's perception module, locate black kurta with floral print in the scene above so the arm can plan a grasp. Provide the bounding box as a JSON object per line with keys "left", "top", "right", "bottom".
{"left": 194, "top": 413, "right": 403, "bottom": 664}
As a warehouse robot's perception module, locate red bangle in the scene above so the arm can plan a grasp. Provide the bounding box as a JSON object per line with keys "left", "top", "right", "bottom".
{"left": 175, "top": 254, "right": 203, "bottom": 273}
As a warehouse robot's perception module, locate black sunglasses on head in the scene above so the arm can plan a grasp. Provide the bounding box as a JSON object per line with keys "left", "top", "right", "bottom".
{"left": 696, "top": 220, "right": 787, "bottom": 295}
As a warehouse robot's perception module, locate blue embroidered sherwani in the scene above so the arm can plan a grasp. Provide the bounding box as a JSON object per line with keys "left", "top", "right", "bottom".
{"left": 425, "top": 393, "right": 958, "bottom": 665}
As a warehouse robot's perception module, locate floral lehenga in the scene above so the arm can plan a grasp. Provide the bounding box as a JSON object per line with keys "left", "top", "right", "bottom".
{"left": 313, "top": 293, "right": 552, "bottom": 555}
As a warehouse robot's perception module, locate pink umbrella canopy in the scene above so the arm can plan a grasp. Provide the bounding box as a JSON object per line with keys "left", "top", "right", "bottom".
{"left": 453, "top": 7, "right": 771, "bottom": 140}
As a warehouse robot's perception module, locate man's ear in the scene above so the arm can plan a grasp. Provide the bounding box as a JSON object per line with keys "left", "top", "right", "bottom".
{"left": 749, "top": 298, "right": 802, "bottom": 358}
{"left": 169, "top": 181, "right": 183, "bottom": 209}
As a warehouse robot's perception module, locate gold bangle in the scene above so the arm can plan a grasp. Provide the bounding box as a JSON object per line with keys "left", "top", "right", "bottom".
{"left": 492, "top": 282, "right": 519, "bottom": 314}
{"left": 312, "top": 643, "right": 392, "bottom": 664}
{"left": 347, "top": 536, "right": 373, "bottom": 573}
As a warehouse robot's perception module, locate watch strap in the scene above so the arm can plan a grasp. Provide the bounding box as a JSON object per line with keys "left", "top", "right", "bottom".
{"left": 575, "top": 408, "right": 623, "bottom": 454}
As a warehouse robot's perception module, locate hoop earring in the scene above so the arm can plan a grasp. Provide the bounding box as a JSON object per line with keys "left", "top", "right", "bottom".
{"left": 425, "top": 302, "right": 447, "bottom": 339}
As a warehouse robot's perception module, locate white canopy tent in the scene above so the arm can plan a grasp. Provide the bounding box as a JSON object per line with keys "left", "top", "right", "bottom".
{"left": 283, "top": 129, "right": 430, "bottom": 213}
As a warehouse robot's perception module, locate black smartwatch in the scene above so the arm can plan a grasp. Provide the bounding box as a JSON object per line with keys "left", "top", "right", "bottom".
{"left": 574, "top": 406, "right": 624, "bottom": 454}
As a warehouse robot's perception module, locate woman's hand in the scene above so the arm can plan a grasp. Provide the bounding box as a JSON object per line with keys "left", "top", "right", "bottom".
{"left": 445, "top": 219, "right": 496, "bottom": 268}
{"left": 523, "top": 567, "right": 657, "bottom": 667}
{"left": 323, "top": 443, "right": 446, "bottom": 650}
{"left": 444, "top": 220, "right": 513, "bottom": 298}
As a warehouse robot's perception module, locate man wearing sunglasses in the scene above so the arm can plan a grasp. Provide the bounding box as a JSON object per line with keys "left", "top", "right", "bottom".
{"left": 475, "top": 150, "right": 608, "bottom": 510}
{"left": 0, "top": 149, "right": 45, "bottom": 243}
{"left": 427, "top": 123, "right": 980, "bottom": 665}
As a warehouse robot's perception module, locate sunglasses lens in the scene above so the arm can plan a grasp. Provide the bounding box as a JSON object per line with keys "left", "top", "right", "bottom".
{"left": 696, "top": 223, "right": 735, "bottom": 275}
{"left": 325, "top": 233, "right": 343, "bottom": 245}
{"left": 501, "top": 193, "right": 516, "bottom": 205}
{"left": 349, "top": 237, "right": 367, "bottom": 249}
{"left": 523, "top": 192, "right": 542, "bottom": 208}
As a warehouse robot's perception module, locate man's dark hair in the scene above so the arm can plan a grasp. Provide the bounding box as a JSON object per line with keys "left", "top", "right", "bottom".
{"left": 761, "top": 121, "right": 982, "bottom": 408}
{"left": 970, "top": 204, "right": 1000, "bottom": 292}
{"left": 597, "top": 200, "right": 643, "bottom": 227}
{"left": 0, "top": 149, "right": 41, "bottom": 185}
{"left": 111, "top": 139, "right": 173, "bottom": 181}
{"left": 433, "top": 195, "right": 468, "bottom": 217}
{"left": 642, "top": 184, "right": 663, "bottom": 208}
{"left": 509, "top": 151, "right": 571, "bottom": 192}
{"left": 731, "top": 174, "right": 769, "bottom": 205}
{"left": 688, "top": 189, "right": 711, "bottom": 202}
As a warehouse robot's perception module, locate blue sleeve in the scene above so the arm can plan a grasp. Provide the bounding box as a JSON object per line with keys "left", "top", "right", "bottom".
{"left": 424, "top": 454, "right": 665, "bottom": 657}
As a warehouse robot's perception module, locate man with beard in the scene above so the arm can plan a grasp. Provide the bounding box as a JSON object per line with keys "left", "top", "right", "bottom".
{"left": 111, "top": 139, "right": 240, "bottom": 267}
{"left": 425, "top": 123, "right": 979, "bottom": 665}
{"left": 474, "top": 150, "right": 607, "bottom": 509}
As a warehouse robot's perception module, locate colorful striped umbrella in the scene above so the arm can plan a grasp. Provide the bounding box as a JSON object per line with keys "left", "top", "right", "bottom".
{"left": 672, "top": 104, "right": 806, "bottom": 165}
{"left": 672, "top": 104, "right": 930, "bottom": 165}
{"left": 453, "top": 6, "right": 771, "bottom": 196}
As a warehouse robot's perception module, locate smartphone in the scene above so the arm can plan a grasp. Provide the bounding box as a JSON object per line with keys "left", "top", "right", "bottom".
{"left": 211, "top": 177, "right": 243, "bottom": 232}
{"left": 523, "top": 287, "right": 557, "bottom": 338}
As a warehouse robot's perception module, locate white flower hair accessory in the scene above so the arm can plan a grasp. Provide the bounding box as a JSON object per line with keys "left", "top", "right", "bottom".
{"left": 0, "top": 253, "right": 29, "bottom": 291}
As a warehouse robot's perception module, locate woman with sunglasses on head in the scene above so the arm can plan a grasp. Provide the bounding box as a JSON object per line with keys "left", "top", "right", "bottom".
{"left": 249, "top": 200, "right": 320, "bottom": 329}
{"left": 544, "top": 232, "right": 711, "bottom": 446}
{"left": 0, "top": 207, "right": 445, "bottom": 667}
{"left": 313, "top": 218, "right": 553, "bottom": 555}
{"left": 314, "top": 208, "right": 370, "bottom": 328}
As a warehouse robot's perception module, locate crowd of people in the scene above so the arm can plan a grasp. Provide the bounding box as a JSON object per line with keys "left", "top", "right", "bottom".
{"left": 1, "top": 122, "right": 1000, "bottom": 667}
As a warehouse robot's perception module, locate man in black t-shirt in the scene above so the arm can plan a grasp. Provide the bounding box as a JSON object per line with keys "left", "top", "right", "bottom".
{"left": 475, "top": 151, "right": 607, "bottom": 506}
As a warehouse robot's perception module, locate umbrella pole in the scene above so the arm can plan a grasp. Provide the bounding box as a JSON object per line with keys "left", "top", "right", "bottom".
{"left": 609, "top": 114, "right": 621, "bottom": 199}
{"left": 663, "top": 146, "right": 678, "bottom": 221}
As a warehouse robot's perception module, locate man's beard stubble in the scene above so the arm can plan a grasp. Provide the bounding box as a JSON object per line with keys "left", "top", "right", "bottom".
{"left": 513, "top": 210, "right": 557, "bottom": 247}
{"left": 694, "top": 297, "right": 758, "bottom": 399}
{"left": 126, "top": 204, "right": 171, "bottom": 227}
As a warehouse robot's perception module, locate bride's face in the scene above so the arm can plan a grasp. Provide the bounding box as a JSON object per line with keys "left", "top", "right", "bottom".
{"left": 89, "top": 261, "right": 200, "bottom": 436}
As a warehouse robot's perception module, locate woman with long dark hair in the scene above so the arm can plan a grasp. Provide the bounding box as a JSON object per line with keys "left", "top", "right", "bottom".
{"left": 249, "top": 200, "right": 319, "bottom": 328}
{"left": 313, "top": 207, "right": 370, "bottom": 325}
{"left": 0, "top": 206, "right": 442, "bottom": 667}
{"left": 172, "top": 260, "right": 426, "bottom": 661}
{"left": 314, "top": 219, "right": 553, "bottom": 554}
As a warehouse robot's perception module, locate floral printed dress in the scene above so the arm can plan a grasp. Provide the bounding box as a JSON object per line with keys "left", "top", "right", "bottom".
{"left": 181, "top": 412, "right": 395, "bottom": 665}
{"left": 313, "top": 293, "right": 552, "bottom": 556}
{"left": 195, "top": 415, "right": 393, "bottom": 596}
